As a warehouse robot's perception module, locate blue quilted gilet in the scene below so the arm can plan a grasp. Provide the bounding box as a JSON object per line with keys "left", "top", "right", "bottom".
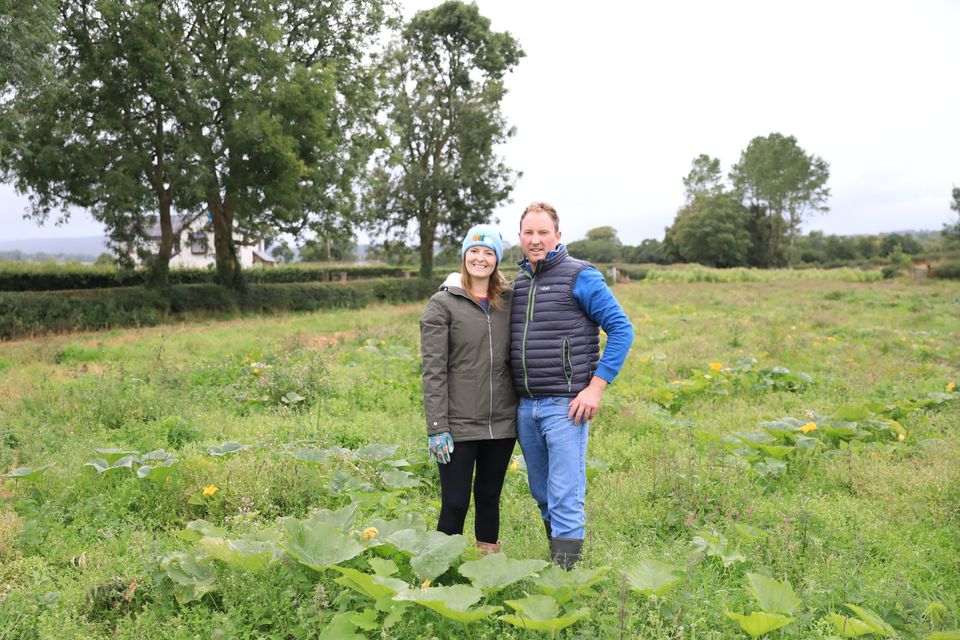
{"left": 511, "top": 247, "right": 600, "bottom": 397}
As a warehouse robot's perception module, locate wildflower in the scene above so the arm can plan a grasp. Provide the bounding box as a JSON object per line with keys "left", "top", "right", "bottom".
{"left": 709, "top": 362, "right": 723, "bottom": 371}
{"left": 508, "top": 458, "right": 520, "bottom": 473}
{"left": 421, "top": 580, "right": 431, "bottom": 589}
{"left": 252, "top": 368, "right": 261, "bottom": 376}
{"left": 804, "top": 411, "right": 815, "bottom": 419}
{"left": 948, "top": 382, "right": 956, "bottom": 392}
{"left": 379, "top": 339, "right": 387, "bottom": 346}
{"left": 897, "top": 433, "right": 906, "bottom": 442}
{"left": 202, "top": 484, "right": 219, "bottom": 496}
{"left": 361, "top": 527, "right": 379, "bottom": 541}
{"left": 827, "top": 336, "right": 836, "bottom": 342}
{"left": 800, "top": 422, "right": 817, "bottom": 434}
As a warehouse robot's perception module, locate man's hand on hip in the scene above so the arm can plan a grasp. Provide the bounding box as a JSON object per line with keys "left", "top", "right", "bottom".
{"left": 568, "top": 377, "right": 608, "bottom": 425}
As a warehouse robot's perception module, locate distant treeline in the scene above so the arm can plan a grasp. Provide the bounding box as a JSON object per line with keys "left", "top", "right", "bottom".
{"left": 0, "top": 263, "right": 415, "bottom": 292}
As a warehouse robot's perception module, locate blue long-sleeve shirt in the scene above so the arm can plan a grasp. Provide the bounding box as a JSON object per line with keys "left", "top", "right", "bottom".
{"left": 520, "top": 244, "right": 634, "bottom": 383}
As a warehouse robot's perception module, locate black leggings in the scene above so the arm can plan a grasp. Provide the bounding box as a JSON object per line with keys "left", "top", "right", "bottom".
{"left": 436, "top": 438, "right": 516, "bottom": 544}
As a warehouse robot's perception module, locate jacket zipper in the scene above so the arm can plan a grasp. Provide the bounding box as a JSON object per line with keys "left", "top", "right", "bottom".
{"left": 486, "top": 314, "right": 494, "bottom": 439}
{"left": 562, "top": 337, "right": 573, "bottom": 393}
{"left": 450, "top": 287, "right": 497, "bottom": 438}
{"left": 521, "top": 272, "right": 536, "bottom": 398}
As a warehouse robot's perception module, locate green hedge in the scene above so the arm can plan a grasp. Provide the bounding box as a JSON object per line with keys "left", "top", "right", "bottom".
{"left": 0, "top": 278, "right": 440, "bottom": 340}
{"left": 930, "top": 261, "right": 960, "bottom": 280}
{"left": 0, "top": 264, "right": 417, "bottom": 292}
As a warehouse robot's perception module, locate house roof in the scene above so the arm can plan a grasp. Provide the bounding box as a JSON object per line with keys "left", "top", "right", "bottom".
{"left": 252, "top": 249, "right": 278, "bottom": 263}
{"left": 146, "top": 214, "right": 204, "bottom": 239}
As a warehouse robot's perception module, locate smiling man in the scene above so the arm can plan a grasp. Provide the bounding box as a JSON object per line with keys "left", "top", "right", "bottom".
{"left": 511, "top": 201, "right": 634, "bottom": 569}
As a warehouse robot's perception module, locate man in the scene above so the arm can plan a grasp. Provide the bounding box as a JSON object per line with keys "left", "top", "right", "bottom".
{"left": 511, "top": 201, "right": 634, "bottom": 568}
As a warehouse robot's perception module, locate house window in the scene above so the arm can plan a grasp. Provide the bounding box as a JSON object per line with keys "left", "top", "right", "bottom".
{"left": 190, "top": 232, "right": 209, "bottom": 255}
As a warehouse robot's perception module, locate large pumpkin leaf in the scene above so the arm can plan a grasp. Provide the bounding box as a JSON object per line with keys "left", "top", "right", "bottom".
{"left": 137, "top": 458, "right": 179, "bottom": 483}
{"left": 305, "top": 503, "right": 359, "bottom": 533}
{"left": 332, "top": 566, "right": 408, "bottom": 602}
{"left": 95, "top": 448, "right": 139, "bottom": 464}
{"left": 725, "top": 611, "right": 793, "bottom": 637}
{"left": 458, "top": 553, "right": 548, "bottom": 591}
{"left": 410, "top": 532, "right": 467, "bottom": 581}
{"left": 292, "top": 446, "right": 351, "bottom": 465}
{"left": 530, "top": 565, "right": 610, "bottom": 604}
{"left": 396, "top": 585, "right": 500, "bottom": 624}
{"left": 624, "top": 559, "right": 685, "bottom": 597}
{"left": 85, "top": 455, "right": 136, "bottom": 474}
{"left": 381, "top": 469, "right": 421, "bottom": 489}
{"left": 174, "top": 519, "right": 226, "bottom": 543}
{"left": 693, "top": 531, "right": 746, "bottom": 566}
{"left": 362, "top": 514, "right": 427, "bottom": 545}
{"left": 844, "top": 604, "right": 898, "bottom": 637}
{"left": 281, "top": 518, "right": 363, "bottom": 571}
{"left": 826, "top": 613, "right": 875, "bottom": 637}
{"left": 2, "top": 465, "right": 53, "bottom": 481}
{"left": 206, "top": 441, "right": 250, "bottom": 457}
{"left": 317, "top": 612, "right": 364, "bottom": 640}
{"left": 199, "top": 537, "right": 277, "bottom": 573}
{"left": 745, "top": 573, "right": 801, "bottom": 614}
{"left": 158, "top": 551, "right": 216, "bottom": 605}
{"left": 500, "top": 595, "right": 589, "bottom": 633}
{"left": 353, "top": 444, "right": 400, "bottom": 462}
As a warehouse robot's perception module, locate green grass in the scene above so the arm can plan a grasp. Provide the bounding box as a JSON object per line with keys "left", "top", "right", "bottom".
{"left": 1, "top": 278, "right": 958, "bottom": 639}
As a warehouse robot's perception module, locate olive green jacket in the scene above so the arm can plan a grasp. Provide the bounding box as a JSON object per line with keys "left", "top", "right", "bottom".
{"left": 419, "top": 274, "right": 517, "bottom": 441}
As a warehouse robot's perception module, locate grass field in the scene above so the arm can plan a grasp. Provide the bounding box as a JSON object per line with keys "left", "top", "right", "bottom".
{"left": 1, "top": 276, "right": 958, "bottom": 639}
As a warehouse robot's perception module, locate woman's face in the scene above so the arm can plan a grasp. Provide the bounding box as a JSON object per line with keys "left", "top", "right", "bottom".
{"left": 464, "top": 246, "right": 498, "bottom": 280}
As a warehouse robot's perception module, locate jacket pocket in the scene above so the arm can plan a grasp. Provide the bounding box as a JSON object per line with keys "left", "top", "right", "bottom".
{"left": 562, "top": 337, "right": 573, "bottom": 393}
{"left": 447, "top": 371, "right": 477, "bottom": 420}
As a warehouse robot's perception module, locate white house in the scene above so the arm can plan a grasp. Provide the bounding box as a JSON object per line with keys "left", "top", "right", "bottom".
{"left": 140, "top": 214, "right": 277, "bottom": 268}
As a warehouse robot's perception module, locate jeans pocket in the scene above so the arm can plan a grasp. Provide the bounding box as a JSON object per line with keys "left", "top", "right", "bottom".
{"left": 546, "top": 397, "right": 570, "bottom": 407}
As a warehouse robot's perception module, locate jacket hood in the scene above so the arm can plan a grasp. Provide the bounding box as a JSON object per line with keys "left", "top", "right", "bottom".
{"left": 440, "top": 272, "right": 463, "bottom": 290}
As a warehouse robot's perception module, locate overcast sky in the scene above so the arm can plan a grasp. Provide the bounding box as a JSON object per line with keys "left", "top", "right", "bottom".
{"left": 2, "top": 0, "right": 958, "bottom": 245}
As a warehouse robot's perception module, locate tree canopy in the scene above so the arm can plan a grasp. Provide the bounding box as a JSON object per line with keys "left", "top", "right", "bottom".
{"left": 730, "top": 133, "right": 830, "bottom": 267}
{"left": 0, "top": 0, "right": 389, "bottom": 287}
{"left": 363, "top": 0, "right": 523, "bottom": 278}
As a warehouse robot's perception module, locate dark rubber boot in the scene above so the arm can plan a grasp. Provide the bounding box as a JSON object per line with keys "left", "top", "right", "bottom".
{"left": 544, "top": 519, "right": 552, "bottom": 547}
{"left": 550, "top": 537, "right": 583, "bottom": 570}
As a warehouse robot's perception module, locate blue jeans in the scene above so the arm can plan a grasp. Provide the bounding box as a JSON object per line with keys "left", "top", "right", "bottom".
{"left": 516, "top": 396, "right": 589, "bottom": 540}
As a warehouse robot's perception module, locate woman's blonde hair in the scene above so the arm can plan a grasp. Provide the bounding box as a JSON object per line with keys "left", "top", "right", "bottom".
{"left": 461, "top": 259, "right": 510, "bottom": 311}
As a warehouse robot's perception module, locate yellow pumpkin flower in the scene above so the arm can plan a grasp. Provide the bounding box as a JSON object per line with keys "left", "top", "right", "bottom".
{"left": 202, "top": 484, "right": 219, "bottom": 496}
{"left": 361, "top": 527, "right": 379, "bottom": 541}
{"left": 947, "top": 382, "right": 956, "bottom": 392}
{"left": 800, "top": 422, "right": 817, "bottom": 434}
{"left": 421, "top": 580, "right": 431, "bottom": 589}
{"left": 709, "top": 362, "right": 723, "bottom": 371}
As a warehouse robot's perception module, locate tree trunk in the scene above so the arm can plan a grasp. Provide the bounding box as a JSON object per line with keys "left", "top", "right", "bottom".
{"left": 209, "top": 194, "right": 243, "bottom": 289}
{"left": 147, "top": 191, "right": 174, "bottom": 289}
{"left": 418, "top": 211, "right": 436, "bottom": 279}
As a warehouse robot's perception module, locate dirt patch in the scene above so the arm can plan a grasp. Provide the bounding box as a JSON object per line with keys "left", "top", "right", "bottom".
{"left": 280, "top": 330, "right": 358, "bottom": 352}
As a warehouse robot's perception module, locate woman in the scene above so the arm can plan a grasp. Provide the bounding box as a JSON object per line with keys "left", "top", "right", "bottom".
{"left": 419, "top": 224, "right": 518, "bottom": 555}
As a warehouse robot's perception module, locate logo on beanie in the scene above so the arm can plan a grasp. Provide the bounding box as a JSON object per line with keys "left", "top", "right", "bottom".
{"left": 473, "top": 233, "right": 491, "bottom": 244}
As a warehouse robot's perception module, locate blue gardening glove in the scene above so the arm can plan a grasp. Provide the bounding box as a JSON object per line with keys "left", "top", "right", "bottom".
{"left": 428, "top": 432, "right": 455, "bottom": 464}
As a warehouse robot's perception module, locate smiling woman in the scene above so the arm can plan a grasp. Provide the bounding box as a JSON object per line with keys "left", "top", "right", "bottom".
{"left": 419, "top": 223, "right": 517, "bottom": 556}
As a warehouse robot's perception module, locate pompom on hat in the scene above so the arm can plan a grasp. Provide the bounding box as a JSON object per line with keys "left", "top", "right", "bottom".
{"left": 460, "top": 224, "right": 503, "bottom": 264}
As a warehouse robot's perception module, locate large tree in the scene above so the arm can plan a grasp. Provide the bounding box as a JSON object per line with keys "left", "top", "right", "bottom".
{"left": 664, "top": 193, "right": 752, "bottom": 267}
{"left": 682, "top": 154, "right": 724, "bottom": 202}
{"left": 729, "top": 133, "right": 830, "bottom": 267}
{"left": 566, "top": 226, "right": 623, "bottom": 263}
{"left": 944, "top": 185, "right": 960, "bottom": 245}
{"left": 364, "top": 1, "right": 523, "bottom": 278}
{"left": 1, "top": 0, "right": 388, "bottom": 288}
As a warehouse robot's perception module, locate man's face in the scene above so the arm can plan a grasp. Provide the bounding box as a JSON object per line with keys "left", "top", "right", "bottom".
{"left": 519, "top": 210, "right": 561, "bottom": 264}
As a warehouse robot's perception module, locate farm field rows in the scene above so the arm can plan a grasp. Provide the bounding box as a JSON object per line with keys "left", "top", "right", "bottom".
{"left": 1, "top": 277, "right": 958, "bottom": 639}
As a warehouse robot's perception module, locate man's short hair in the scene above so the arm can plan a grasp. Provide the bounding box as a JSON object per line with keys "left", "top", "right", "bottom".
{"left": 520, "top": 201, "right": 559, "bottom": 231}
